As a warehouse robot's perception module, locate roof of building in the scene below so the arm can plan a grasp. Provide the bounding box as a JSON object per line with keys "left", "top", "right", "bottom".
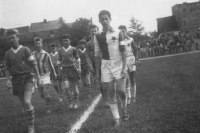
{"left": 29, "top": 19, "right": 61, "bottom": 33}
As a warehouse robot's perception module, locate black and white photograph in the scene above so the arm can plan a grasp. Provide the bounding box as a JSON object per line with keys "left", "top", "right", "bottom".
{"left": 0, "top": 0, "right": 200, "bottom": 132}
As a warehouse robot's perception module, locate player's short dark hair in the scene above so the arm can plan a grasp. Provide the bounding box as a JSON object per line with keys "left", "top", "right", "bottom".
{"left": 4, "top": 29, "right": 19, "bottom": 37}
{"left": 78, "top": 39, "right": 86, "bottom": 45}
{"left": 34, "top": 37, "right": 43, "bottom": 42}
{"left": 99, "top": 10, "right": 111, "bottom": 19}
{"left": 89, "top": 25, "right": 99, "bottom": 30}
{"left": 118, "top": 25, "right": 127, "bottom": 31}
{"left": 62, "top": 34, "right": 71, "bottom": 40}
{"left": 51, "top": 43, "right": 56, "bottom": 48}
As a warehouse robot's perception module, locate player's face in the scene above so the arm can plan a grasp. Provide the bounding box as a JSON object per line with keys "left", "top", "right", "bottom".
{"left": 51, "top": 47, "right": 56, "bottom": 53}
{"left": 35, "top": 41, "right": 43, "bottom": 51}
{"left": 121, "top": 29, "right": 127, "bottom": 38}
{"left": 8, "top": 34, "right": 19, "bottom": 46}
{"left": 79, "top": 43, "right": 85, "bottom": 50}
{"left": 62, "top": 39, "right": 70, "bottom": 47}
{"left": 90, "top": 28, "right": 98, "bottom": 36}
{"left": 99, "top": 14, "right": 111, "bottom": 28}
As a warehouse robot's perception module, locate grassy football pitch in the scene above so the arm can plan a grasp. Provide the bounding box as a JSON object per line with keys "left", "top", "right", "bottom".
{"left": 1, "top": 51, "right": 200, "bottom": 133}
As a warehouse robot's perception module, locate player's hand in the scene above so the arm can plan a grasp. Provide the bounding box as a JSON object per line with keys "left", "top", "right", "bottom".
{"left": 121, "top": 68, "right": 127, "bottom": 78}
{"left": 78, "top": 69, "right": 81, "bottom": 75}
{"left": 54, "top": 73, "right": 57, "bottom": 80}
{"left": 37, "top": 77, "right": 42, "bottom": 87}
{"left": 6, "top": 80, "right": 12, "bottom": 89}
{"left": 89, "top": 66, "right": 94, "bottom": 73}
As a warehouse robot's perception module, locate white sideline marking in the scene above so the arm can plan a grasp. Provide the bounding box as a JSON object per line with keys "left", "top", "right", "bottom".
{"left": 68, "top": 94, "right": 102, "bottom": 133}
{"left": 139, "top": 50, "right": 200, "bottom": 61}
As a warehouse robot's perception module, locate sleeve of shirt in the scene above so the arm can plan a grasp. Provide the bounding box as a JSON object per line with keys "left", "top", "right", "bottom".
{"left": 57, "top": 49, "right": 62, "bottom": 65}
{"left": 24, "top": 47, "right": 37, "bottom": 66}
{"left": 94, "top": 35, "right": 101, "bottom": 57}
{"left": 4, "top": 52, "right": 11, "bottom": 71}
{"left": 85, "top": 42, "right": 92, "bottom": 66}
{"left": 118, "top": 31, "right": 126, "bottom": 52}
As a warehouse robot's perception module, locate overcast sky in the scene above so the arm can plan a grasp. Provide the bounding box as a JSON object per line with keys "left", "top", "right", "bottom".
{"left": 0, "top": 0, "right": 198, "bottom": 31}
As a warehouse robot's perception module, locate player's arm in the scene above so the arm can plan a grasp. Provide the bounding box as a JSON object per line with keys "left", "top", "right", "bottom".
{"left": 57, "top": 50, "right": 62, "bottom": 79}
{"left": 47, "top": 54, "right": 57, "bottom": 78}
{"left": 73, "top": 48, "right": 81, "bottom": 72}
{"left": 4, "top": 54, "right": 12, "bottom": 89}
{"left": 119, "top": 31, "right": 127, "bottom": 73}
{"left": 25, "top": 48, "right": 41, "bottom": 86}
{"left": 131, "top": 39, "right": 138, "bottom": 60}
{"left": 85, "top": 42, "right": 94, "bottom": 72}
{"left": 94, "top": 35, "right": 101, "bottom": 81}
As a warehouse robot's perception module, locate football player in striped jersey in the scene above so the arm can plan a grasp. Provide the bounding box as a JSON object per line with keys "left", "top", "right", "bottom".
{"left": 33, "top": 37, "right": 57, "bottom": 114}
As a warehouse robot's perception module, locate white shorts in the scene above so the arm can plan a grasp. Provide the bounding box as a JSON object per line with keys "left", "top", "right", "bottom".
{"left": 126, "top": 56, "right": 136, "bottom": 72}
{"left": 40, "top": 72, "right": 51, "bottom": 85}
{"left": 101, "top": 57, "right": 124, "bottom": 82}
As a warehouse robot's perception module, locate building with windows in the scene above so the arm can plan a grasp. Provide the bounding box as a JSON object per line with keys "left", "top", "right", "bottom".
{"left": 157, "top": 1, "right": 200, "bottom": 36}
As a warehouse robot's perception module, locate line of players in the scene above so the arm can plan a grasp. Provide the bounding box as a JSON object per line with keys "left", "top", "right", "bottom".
{"left": 4, "top": 10, "right": 140, "bottom": 133}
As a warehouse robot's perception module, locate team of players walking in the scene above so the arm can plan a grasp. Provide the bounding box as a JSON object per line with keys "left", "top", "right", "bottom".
{"left": 4, "top": 10, "right": 140, "bottom": 133}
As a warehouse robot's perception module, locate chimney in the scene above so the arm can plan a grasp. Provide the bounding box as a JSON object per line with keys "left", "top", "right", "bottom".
{"left": 43, "top": 19, "right": 47, "bottom": 23}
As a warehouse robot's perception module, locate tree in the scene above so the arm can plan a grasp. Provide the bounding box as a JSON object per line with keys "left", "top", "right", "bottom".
{"left": 70, "top": 18, "right": 91, "bottom": 46}
{"left": 129, "top": 16, "right": 144, "bottom": 34}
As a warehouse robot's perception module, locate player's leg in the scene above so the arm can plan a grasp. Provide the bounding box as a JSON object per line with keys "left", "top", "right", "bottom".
{"left": 52, "top": 79, "right": 59, "bottom": 93}
{"left": 126, "top": 72, "right": 131, "bottom": 105}
{"left": 70, "top": 66, "right": 81, "bottom": 109}
{"left": 85, "top": 72, "right": 91, "bottom": 97}
{"left": 101, "top": 61, "right": 120, "bottom": 126}
{"left": 104, "top": 81, "right": 120, "bottom": 125}
{"left": 116, "top": 77, "right": 128, "bottom": 121}
{"left": 71, "top": 82, "right": 79, "bottom": 109}
{"left": 23, "top": 74, "right": 35, "bottom": 133}
{"left": 62, "top": 67, "right": 73, "bottom": 108}
{"left": 58, "top": 80, "right": 63, "bottom": 102}
{"left": 42, "top": 84, "right": 52, "bottom": 114}
{"left": 130, "top": 71, "right": 136, "bottom": 102}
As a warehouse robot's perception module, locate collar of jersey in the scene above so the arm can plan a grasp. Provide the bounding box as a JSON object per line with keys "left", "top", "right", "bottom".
{"left": 63, "top": 45, "right": 71, "bottom": 52}
{"left": 51, "top": 51, "right": 58, "bottom": 56}
{"left": 33, "top": 50, "right": 46, "bottom": 54}
{"left": 102, "top": 26, "right": 115, "bottom": 33}
{"left": 11, "top": 45, "right": 22, "bottom": 53}
{"left": 79, "top": 48, "right": 86, "bottom": 53}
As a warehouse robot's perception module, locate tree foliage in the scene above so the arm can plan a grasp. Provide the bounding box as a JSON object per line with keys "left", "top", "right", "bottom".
{"left": 57, "top": 17, "right": 91, "bottom": 46}
{"left": 129, "top": 16, "right": 144, "bottom": 33}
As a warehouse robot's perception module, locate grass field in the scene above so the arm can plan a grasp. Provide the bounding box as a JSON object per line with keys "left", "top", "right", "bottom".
{"left": 1, "top": 51, "right": 200, "bottom": 133}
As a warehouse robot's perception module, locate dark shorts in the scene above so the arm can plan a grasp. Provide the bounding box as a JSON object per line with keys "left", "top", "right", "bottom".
{"left": 12, "top": 73, "right": 34, "bottom": 96}
{"left": 61, "top": 66, "right": 80, "bottom": 83}
{"left": 81, "top": 63, "right": 90, "bottom": 77}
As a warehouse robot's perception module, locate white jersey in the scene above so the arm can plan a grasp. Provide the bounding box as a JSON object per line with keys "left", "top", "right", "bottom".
{"left": 125, "top": 37, "right": 134, "bottom": 57}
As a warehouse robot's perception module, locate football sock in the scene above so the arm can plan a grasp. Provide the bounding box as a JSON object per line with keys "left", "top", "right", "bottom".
{"left": 86, "top": 84, "right": 91, "bottom": 94}
{"left": 126, "top": 86, "right": 131, "bottom": 98}
{"left": 54, "top": 86, "right": 59, "bottom": 93}
{"left": 74, "top": 91, "right": 79, "bottom": 104}
{"left": 45, "top": 95, "right": 52, "bottom": 110}
{"left": 132, "top": 84, "right": 136, "bottom": 98}
{"left": 109, "top": 102, "right": 120, "bottom": 120}
{"left": 67, "top": 92, "right": 73, "bottom": 104}
{"left": 26, "top": 107, "right": 35, "bottom": 127}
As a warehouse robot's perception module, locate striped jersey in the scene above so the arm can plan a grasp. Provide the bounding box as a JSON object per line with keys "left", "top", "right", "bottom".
{"left": 57, "top": 46, "right": 79, "bottom": 67}
{"left": 95, "top": 27, "right": 125, "bottom": 60}
{"left": 50, "top": 51, "right": 58, "bottom": 67}
{"left": 4, "top": 45, "right": 36, "bottom": 75}
{"left": 32, "top": 50, "right": 53, "bottom": 75}
{"left": 78, "top": 48, "right": 87, "bottom": 64}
